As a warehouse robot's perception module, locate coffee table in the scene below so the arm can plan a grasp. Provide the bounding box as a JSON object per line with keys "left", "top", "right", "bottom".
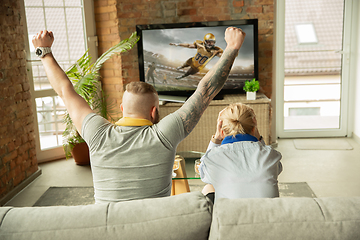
{"left": 171, "top": 152, "right": 204, "bottom": 195}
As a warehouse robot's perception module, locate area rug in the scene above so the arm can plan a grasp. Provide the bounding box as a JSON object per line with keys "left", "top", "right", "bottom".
{"left": 190, "top": 182, "right": 316, "bottom": 198}
{"left": 33, "top": 187, "right": 95, "bottom": 206}
{"left": 33, "top": 182, "right": 316, "bottom": 207}
{"left": 293, "top": 138, "right": 353, "bottom": 150}
{"left": 278, "top": 182, "right": 316, "bottom": 198}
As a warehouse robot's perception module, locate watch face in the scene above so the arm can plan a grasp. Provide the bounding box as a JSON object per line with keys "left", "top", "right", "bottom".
{"left": 36, "top": 48, "right": 43, "bottom": 56}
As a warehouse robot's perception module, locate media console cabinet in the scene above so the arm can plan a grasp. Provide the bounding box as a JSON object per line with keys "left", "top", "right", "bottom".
{"left": 159, "top": 93, "right": 272, "bottom": 153}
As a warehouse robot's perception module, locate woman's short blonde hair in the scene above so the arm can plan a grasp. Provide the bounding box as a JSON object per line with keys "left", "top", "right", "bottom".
{"left": 219, "top": 103, "right": 256, "bottom": 136}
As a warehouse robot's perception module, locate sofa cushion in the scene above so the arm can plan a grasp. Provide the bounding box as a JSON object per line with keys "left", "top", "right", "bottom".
{"left": 0, "top": 191, "right": 212, "bottom": 240}
{"left": 209, "top": 197, "right": 360, "bottom": 240}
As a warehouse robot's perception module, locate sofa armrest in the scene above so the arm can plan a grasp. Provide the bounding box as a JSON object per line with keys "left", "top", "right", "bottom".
{"left": 210, "top": 197, "right": 360, "bottom": 240}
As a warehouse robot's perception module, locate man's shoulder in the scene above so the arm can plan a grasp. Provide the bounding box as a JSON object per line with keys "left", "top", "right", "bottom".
{"left": 153, "top": 111, "right": 185, "bottom": 143}
{"left": 82, "top": 113, "right": 113, "bottom": 135}
{"left": 155, "top": 111, "right": 182, "bottom": 127}
{"left": 83, "top": 113, "right": 111, "bottom": 125}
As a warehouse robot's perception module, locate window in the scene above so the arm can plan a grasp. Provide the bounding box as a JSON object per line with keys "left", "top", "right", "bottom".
{"left": 23, "top": 0, "right": 96, "bottom": 161}
{"left": 289, "top": 107, "right": 320, "bottom": 116}
{"left": 295, "top": 23, "right": 318, "bottom": 44}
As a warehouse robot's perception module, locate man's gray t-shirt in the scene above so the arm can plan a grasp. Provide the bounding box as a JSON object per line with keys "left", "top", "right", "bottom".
{"left": 82, "top": 112, "right": 185, "bottom": 203}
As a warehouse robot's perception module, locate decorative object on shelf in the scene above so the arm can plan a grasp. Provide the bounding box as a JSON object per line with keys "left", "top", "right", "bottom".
{"left": 243, "top": 78, "right": 260, "bottom": 100}
{"left": 172, "top": 156, "right": 181, "bottom": 177}
{"left": 62, "top": 32, "right": 139, "bottom": 165}
{"left": 194, "top": 159, "right": 201, "bottom": 178}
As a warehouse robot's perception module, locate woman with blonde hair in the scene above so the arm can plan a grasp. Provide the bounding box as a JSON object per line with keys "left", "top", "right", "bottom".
{"left": 198, "top": 103, "right": 282, "bottom": 203}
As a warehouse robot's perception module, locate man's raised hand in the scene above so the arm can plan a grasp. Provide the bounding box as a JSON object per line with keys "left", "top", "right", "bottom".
{"left": 32, "top": 30, "right": 54, "bottom": 49}
{"left": 224, "top": 27, "right": 246, "bottom": 50}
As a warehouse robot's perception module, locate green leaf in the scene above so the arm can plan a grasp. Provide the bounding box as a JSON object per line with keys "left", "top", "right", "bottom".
{"left": 243, "top": 78, "right": 260, "bottom": 92}
{"left": 91, "top": 32, "right": 140, "bottom": 73}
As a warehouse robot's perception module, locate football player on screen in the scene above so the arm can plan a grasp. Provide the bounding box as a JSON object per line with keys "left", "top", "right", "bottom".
{"left": 169, "top": 33, "right": 224, "bottom": 80}
{"left": 145, "top": 62, "right": 158, "bottom": 86}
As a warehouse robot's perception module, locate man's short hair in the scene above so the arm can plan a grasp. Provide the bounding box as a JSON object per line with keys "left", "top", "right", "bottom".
{"left": 220, "top": 103, "right": 256, "bottom": 136}
{"left": 125, "top": 81, "right": 158, "bottom": 95}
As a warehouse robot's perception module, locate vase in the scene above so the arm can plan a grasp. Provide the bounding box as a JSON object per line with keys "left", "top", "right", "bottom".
{"left": 72, "top": 142, "right": 90, "bottom": 166}
{"left": 246, "top": 91, "right": 256, "bottom": 100}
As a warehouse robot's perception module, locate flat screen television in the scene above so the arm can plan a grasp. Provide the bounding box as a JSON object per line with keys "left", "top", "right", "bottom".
{"left": 136, "top": 19, "right": 258, "bottom": 102}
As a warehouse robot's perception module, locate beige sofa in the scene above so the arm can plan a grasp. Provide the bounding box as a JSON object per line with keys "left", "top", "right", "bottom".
{"left": 1, "top": 192, "right": 360, "bottom": 240}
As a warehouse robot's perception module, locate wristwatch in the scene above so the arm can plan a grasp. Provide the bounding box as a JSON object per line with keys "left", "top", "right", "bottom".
{"left": 35, "top": 47, "right": 52, "bottom": 58}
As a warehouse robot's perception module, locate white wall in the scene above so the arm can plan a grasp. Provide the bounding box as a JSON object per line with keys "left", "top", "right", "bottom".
{"left": 353, "top": 1, "right": 360, "bottom": 143}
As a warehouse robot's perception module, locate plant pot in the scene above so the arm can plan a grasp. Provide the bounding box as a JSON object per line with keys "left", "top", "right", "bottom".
{"left": 246, "top": 91, "right": 256, "bottom": 100}
{"left": 72, "top": 142, "right": 90, "bottom": 166}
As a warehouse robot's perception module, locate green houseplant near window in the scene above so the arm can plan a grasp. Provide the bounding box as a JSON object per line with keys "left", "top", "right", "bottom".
{"left": 243, "top": 78, "right": 260, "bottom": 100}
{"left": 62, "top": 32, "right": 139, "bottom": 164}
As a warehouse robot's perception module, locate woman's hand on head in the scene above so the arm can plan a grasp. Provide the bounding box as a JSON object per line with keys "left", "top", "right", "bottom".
{"left": 214, "top": 110, "right": 224, "bottom": 141}
{"left": 214, "top": 119, "right": 223, "bottom": 141}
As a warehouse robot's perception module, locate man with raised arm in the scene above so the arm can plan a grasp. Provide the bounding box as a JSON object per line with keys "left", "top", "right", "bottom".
{"left": 32, "top": 27, "right": 245, "bottom": 203}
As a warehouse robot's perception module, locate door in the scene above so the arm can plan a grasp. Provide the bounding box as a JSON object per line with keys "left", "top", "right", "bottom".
{"left": 276, "top": 0, "right": 357, "bottom": 138}
{"left": 21, "top": 0, "right": 97, "bottom": 162}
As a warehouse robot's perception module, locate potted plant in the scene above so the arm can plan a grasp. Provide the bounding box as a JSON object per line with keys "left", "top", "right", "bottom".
{"left": 243, "top": 78, "right": 260, "bottom": 100}
{"left": 62, "top": 32, "right": 139, "bottom": 165}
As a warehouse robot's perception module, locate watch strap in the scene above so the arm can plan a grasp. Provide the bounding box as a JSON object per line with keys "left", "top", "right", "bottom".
{"left": 36, "top": 47, "right": 52, "bottom": 58}
{"left": 42, "top": 47, "right": 52, "bottom": 57}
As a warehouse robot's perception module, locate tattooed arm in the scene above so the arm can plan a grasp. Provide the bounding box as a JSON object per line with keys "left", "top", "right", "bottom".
{"left": 176, "top": 27, "right": 246, "bottom": 135}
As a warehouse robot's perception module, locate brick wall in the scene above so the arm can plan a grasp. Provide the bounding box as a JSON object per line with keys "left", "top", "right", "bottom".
{"left": 94, "top": 0, "right": 274, "bottom": 120}
{"left": 0, "top": 0, "right": 39, "bottom": 200}
{"left": 94, "top": 0, "right": 124, "bottom": 119}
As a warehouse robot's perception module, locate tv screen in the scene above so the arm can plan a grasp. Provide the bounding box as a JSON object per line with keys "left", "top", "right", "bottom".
{"left": 136, "top": 19, "right": 258, "bottom": 100}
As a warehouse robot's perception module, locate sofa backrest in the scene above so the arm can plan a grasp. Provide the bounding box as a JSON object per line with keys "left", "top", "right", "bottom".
{"left": 210, "top": 196, "right": 360, "bottom": 240}
{"left": 0, "top": 191, "right": 213, "bottom": 240}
